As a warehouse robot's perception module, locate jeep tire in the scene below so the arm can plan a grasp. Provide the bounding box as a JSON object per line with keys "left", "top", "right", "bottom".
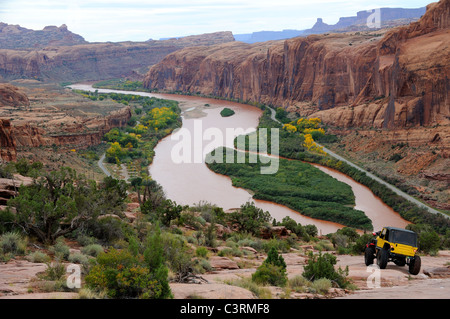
{"left": 409, "top": 255, "right": 421, "bottom": 275}
{"left": 364, "top": 246, "right": 375, "bottom": 266}
{"left": 377, "top": 248, "right": 389, "bottom": 269}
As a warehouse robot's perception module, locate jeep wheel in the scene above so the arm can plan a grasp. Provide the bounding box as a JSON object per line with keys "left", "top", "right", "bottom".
{"left": 364, "top": 247, "right": 375, "bottom": 266}
{"left": 409, "top": 255, "right": 421, "bottom": 275}
{"left": 377, "top": 248, "right": 389, "bottom": 269}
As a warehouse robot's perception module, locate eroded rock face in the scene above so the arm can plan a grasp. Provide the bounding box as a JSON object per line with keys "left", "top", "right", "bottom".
{"left": 144, "top": 0, "right": 449, "bottom": 130}
{"left": 10, "top": 106, "right": 132, "bottom": 149}
{"left": 0, "top": 31, "right": 235, "bottom": 82}
{"left": 0, "top": 119, "right": 17, "bottom": 161}
{"left": 0, "top": 84, "right": 29, "bottom": 107}
{"left": 0, "top": 83, "right": 132, "bottom": 160}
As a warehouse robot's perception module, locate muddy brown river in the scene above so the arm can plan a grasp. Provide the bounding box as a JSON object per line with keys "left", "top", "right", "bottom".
{"left": 70, "top": 84, "right": 410, "bottom": 235}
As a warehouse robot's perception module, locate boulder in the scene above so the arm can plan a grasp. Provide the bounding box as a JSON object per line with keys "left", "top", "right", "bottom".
{"left": 423, "top": 266, "right": 450, "bottom": 278}
{"left": 209, "top": 256, "right": 239, "bottom": 270}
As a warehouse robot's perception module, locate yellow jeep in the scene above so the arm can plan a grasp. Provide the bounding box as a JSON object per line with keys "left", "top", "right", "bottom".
{"left": 364, "top": 226, "right": 421, "bottom": 275}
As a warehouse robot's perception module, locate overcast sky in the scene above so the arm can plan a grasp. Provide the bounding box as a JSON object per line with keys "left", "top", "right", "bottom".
{"left": 0, "top": 0, "right": 433, "bottom": 42}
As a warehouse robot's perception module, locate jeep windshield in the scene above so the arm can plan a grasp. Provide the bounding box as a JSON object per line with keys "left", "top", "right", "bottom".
{"left": 391, "top": 230, "right": 417, "bottom": 247}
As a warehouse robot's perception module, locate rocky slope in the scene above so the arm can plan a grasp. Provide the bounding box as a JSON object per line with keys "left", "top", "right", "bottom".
{"left": 144, "top": 0, "right": 449, "bottom": 132}
{"left": 0, "top": 83, "right": 132, "bottom": 160}
{"left": 0, "top": 119, "right": 17, "bottom": 162}
{"left": 0, "top": 31, "right": 235, "bottom": 82}
{"left": 0, "top": 83, "right": 29, "bottom": 107}
{"left": 0, "top": 84, "right": 30, "bottom": 161}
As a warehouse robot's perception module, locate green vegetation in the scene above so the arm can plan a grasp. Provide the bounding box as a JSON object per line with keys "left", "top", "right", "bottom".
{"left": 252, "top": 247, "right": 287, "bottom": 286}
{"left": 0, "top": 232, "right": 27, "bottom": 261}
{"left": 0, "top": 85, "right": 448, "bottom": 299}
{"left": 1, "top": 158, "right": 447, "bottom": 298}
{"left": 302, "top": 251, "right": 351, "bottom": 289}
{"left": 85, "top": 234, "right": 172, "bottom": 299}
{"left": 5, "top": 167, "right": 127, "bottom": 245}
{"left": 73, "top": 90, "right": 181, "bottom": 177}
{"left": 101, "top": 93, "right": 181, "bottom": 174}
{"left": 92, "top": 79, "right": 151, "bottom": 92}
{"left": 207, "top": 147, "right": 373, "bottom": 230}
{"left": 236, "top": 108, "right": 450, "bottom": 235}
{"left": 220, "top": 107, "right": 235, "bottom": 117}
{"left": 225, "top": 202, "right": 272, "bottom": 236}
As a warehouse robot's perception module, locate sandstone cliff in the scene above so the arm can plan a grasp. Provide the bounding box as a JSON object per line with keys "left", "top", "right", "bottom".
{"left": 143, "top": 0, "right": 449, "bottom": 131}
{"left": 10, "top": 106, "right": 132, "bottom": 149}
{"left": 0, "top": 119, "right": 17, "bottom": 162}
{"left": 0, "top": 31, "right": 235, "bottom": 82}
{"left": 0, "top": 83, "right": 132, "bottom": 161}
{"left": 0, "top": 83, "right": 29, "bottom": 107}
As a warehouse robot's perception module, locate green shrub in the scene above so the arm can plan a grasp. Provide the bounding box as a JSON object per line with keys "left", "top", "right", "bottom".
{"left": 195, "top": 247, "right": 209, "bottom": 258}
{"left": 252, "top": 247, "right": 287, "bottom": 286}
{"left": 288, "top": 275, "right": 310, "bottom": 293}
{"left": 0, "top": 232, "right": 27, "bottom": 256}
{"left": 252, "top": 263, "right": 287, "bottom": 287}
{"left": 226, "top": 202, "right": 272, "bottom": 236}
{"left": 419, "top": 230, "right": 440, "bottom": 254}
{"left": 351, "top": 233, "right": 373, "bottom": 254}
{"left": 225, "top": 277, "right": 272, "bottom": 299}
{"left": 218, "top": 247, "right": 243, "bottom": 257}
{"left": 50, "top": 238, "right": 70, "bottom": 260}
{"left": 0, "top": 209, "right": 15, "bottom": 234}
{"left": 41, "top": 261, "right": 66, "bottom": 281}
{"left": 81, "top": 244, "right": 104, "bottom": 257}
{"left": 310, "top": 278, "right": 332, "bottom": 294}
{"left": 302, "top": 251, "right": 350, "bottom": 288}
{"left": 68, "top": 252, "right": 90, "bottom": 266}
{"left": 27, "top": 251, "right": 51, "bottom": 263}
{"left": 76, "top": 234, "right": 97, "bottom": 247}
{"left": 85, "top": 248, "right": 170, "bottom": 299}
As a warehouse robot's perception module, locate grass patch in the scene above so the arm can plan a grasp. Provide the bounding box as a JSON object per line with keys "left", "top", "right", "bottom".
{"left": 206, "top": 148, "right": 372, "bottom": 230}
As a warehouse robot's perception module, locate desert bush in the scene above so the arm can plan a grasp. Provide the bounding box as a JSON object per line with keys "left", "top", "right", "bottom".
{"left": 252, "top": 263, "right": 287, "bottom": 287}
{"left": 310, "top": 278, "right": 332, "bottom": 294}
{"left": 7, "top": 168, "right": 127, "bottom": 245}
{"left": 75, "top": 234, "right": 97, "bottom": 247}
{"left": 218, "top": 247, "right": 243, "bottom": 257}
{"left": 252, "top": 247, "right": 287, "bottom": 287}
{"left": 50, "top": 238, "right": 70, "bottom": 260}
{"left": 288, "top": 275, "right": 310, "bottom": 293}
{"left": 225, "top": 277, "right": 272, "bottom": 299}
{"left": 195, "top": 247, "right": 209, "bottom": 258}
{"left": 419, "top": 230, "right": 441, "bottom": 254}
{"left": 68, "top": 252, "right": 90, "bottom": 266}
{"left": 81, "top": 244, "right": 104, "bottom": 257}
{"left": 27, "top": 251, "right": 51, "bottom": 263}
{"left": 302, "top": 251, "right": 350, "bottom": 289}
{"left": 86, "top": 246, "right": 172, "bottom": 299}
{"left": 0, "top": 232, "right": 27, "bottom": 256}
{"left": 226, "top": 202, "right": 272, "bottom": 236}
{"left": 41, "top": 261, "right": 66, "bottom": 281}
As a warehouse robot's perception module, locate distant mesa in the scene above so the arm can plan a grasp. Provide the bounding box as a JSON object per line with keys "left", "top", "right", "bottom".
{"left": 234, "top": 6, "right": 426, "bottom": 43}
{"left": 155, "top": 31, "right": 235, "bottom": 46}
{"left": 0, "top": 23, "right": 87, "bottom": 49}
{"left": 0, "top": 27, "right": 236, "bottom": 82}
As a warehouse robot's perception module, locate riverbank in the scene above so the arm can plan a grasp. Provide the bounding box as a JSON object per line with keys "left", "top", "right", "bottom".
{"left": 68, "top": 83, "right": 418, "bottom": 235}
{"left": 252, "top": 107, "right": 450, "bottom": 235}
